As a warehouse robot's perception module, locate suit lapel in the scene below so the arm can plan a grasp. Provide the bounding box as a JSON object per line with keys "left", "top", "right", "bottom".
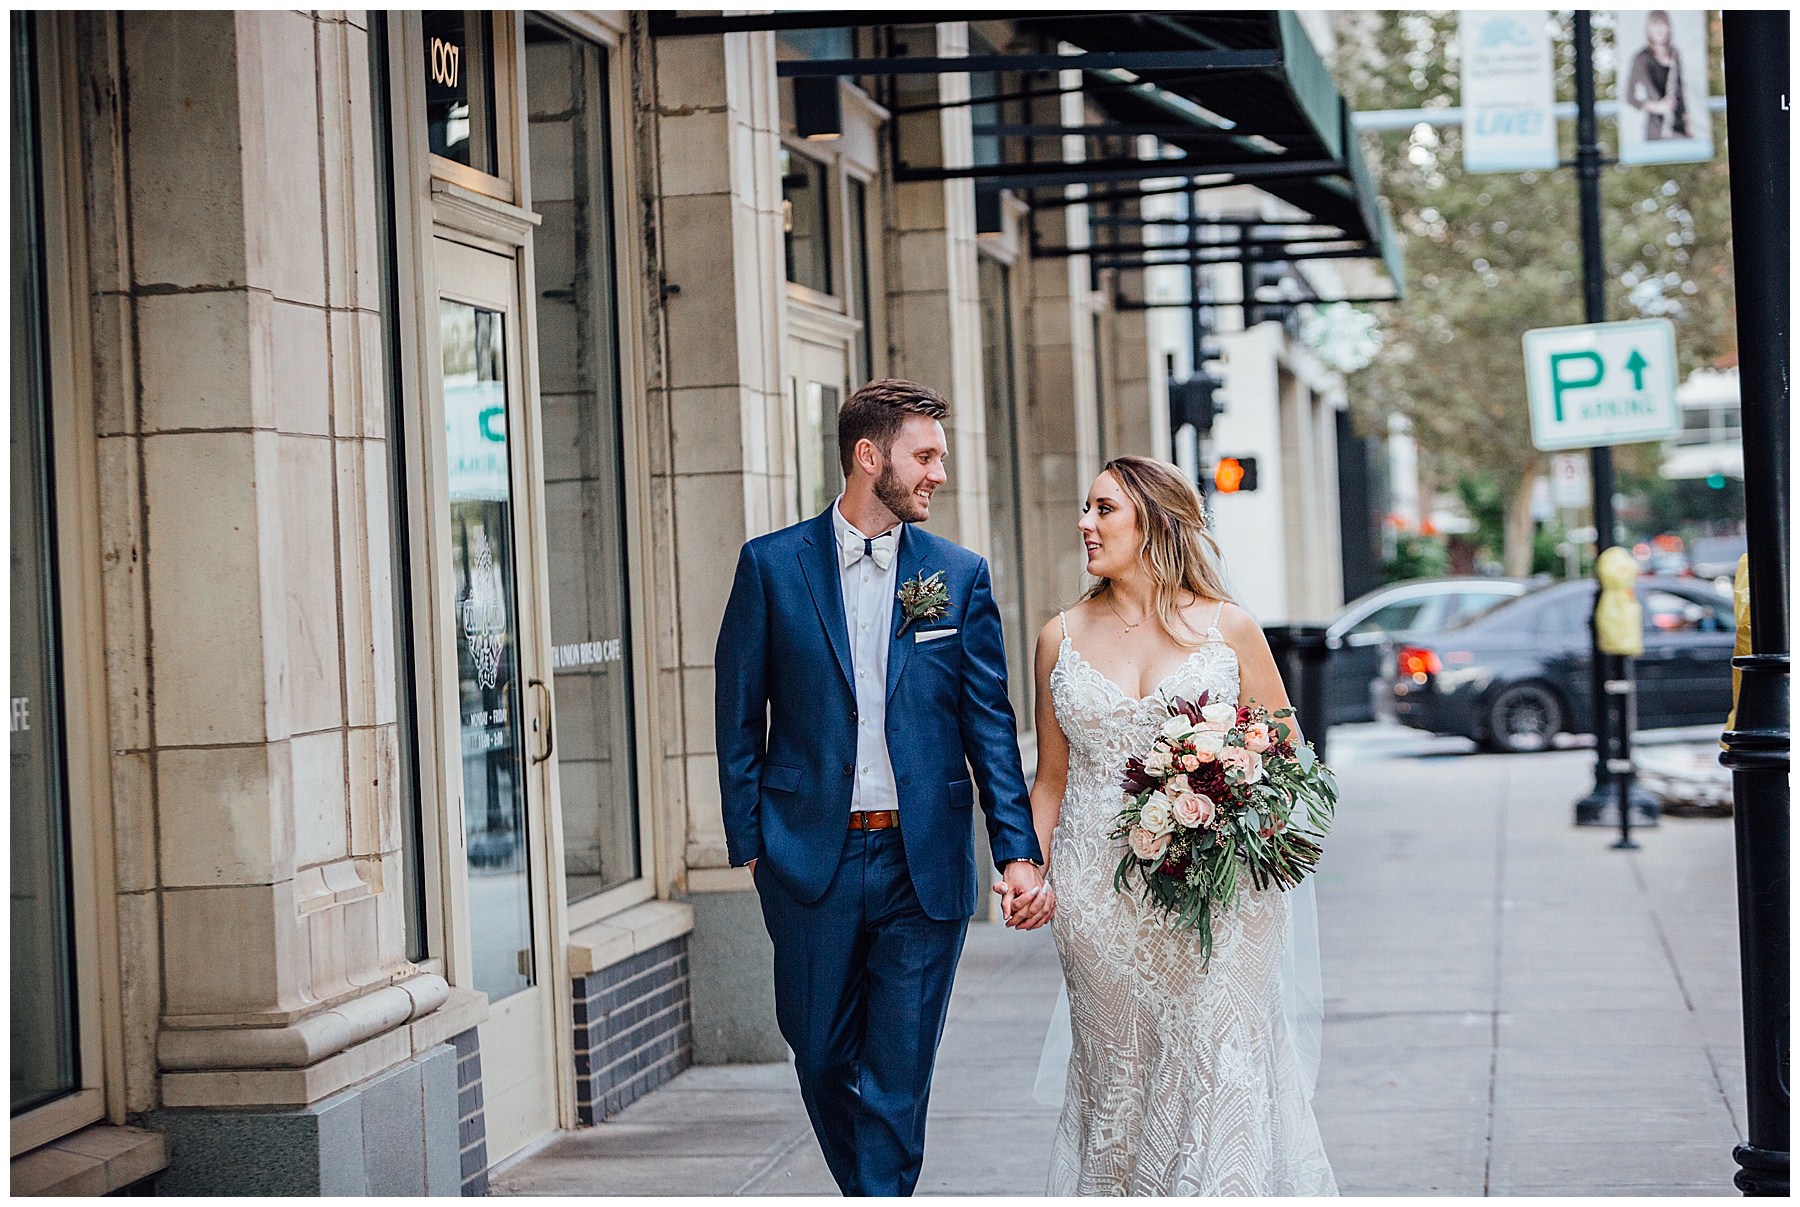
{"left": 885, "top": 525, "right": 924, "bottom": 704}
{"left": 798, "top": 510, "right": 855, "bottom": 695}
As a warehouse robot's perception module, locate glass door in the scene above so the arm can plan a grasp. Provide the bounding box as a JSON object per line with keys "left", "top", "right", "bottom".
{"left": 434, "top": 235, "right": 558, "bottom": 1161}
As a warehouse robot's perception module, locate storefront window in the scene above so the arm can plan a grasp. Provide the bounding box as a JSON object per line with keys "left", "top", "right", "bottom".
{"left": 370, "top": 13, "right": 429, "bottom": 961}
{"left": 978, "top": 257, "right": 1031, "bottom": 724}
{"left": 781, "top": 146, "right": 832, "bottom": 295}
{"left": 794, "top": 379, "right": 844, "bottom": 521}
{"left": 11, "top": 10, "right": 80, "bottom": 1115}
{"left": 523, "top": 18, "right": 641, "bottom": 903}
{"left": 443, "top": 301, "right": 535, "bottom": 1000}
{"left": 846, "top": 176, "right": 873, "bottom": 384}
{"left": 423, "top": 11, "right": 499, "bottom": 176}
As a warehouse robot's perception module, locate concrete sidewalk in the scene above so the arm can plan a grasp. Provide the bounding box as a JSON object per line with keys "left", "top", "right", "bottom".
{"left": 492, "top": 732, "right": 1746, "bottom": 1196}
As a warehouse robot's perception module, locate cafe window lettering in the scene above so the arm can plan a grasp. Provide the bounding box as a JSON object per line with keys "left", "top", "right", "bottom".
{"left": 12, "top": 9, "right": 80, "bottom": 1116}
{"left": 524, "top": 17, "right": 642, "bottom": 903}
{"left": 423, "top": 11, "right": 499, "bottom": 176}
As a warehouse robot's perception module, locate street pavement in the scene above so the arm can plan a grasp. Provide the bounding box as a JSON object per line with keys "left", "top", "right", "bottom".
{"left": 491, "top": 723, "right": 1746, "bottom": 1196}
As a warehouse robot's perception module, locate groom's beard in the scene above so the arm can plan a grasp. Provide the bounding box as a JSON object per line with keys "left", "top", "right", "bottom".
{"left": 874, "top": 461, "right": 931, "bottom": 524}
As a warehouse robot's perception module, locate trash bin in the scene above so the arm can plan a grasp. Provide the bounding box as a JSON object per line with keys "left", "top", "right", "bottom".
{"left": 1262, "top": 623, "right": 1331, "bottom": 766}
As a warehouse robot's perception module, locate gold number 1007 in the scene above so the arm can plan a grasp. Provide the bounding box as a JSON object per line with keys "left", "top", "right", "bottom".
{"left": 430, "top": 36, "right": 461, "bottom": 89}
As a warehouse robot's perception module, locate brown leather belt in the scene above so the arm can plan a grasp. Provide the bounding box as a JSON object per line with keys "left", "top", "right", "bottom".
{"left": 848, "top": 810, "right": 900, "bottom": 831}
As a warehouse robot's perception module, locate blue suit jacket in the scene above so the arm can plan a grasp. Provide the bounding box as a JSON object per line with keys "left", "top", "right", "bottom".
{"left": 714, "top": 508, "right": 1042, "bottom": 921}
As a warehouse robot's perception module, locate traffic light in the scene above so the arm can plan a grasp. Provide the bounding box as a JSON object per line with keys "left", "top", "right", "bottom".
{"left": 1170, "top": 374, "right": 1221, "bottom": 433}
{"left": 1212, "top": 455, "right": 1258, "bottom": 493}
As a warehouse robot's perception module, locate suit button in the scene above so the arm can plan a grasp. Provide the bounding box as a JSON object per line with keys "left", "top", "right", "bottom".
{"left": 843, "top": 764, "right": 854, "bottom": 776}
{"left": 850, "top": 711, "right": 857, "bottom": 721}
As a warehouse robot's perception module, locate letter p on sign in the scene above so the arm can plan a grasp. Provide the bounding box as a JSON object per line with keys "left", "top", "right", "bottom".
{"left": 1549, "top": 351, "right": 1603, "bottom": 421}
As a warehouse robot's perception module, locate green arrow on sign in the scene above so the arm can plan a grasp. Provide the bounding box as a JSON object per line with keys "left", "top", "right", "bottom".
{"left": 1625, "top": 348, "right": 1649, "bottom": 390}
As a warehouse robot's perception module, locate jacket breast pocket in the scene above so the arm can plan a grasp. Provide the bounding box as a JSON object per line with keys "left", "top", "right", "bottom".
{"left": 944, "top": 778, "right": 973, "bottom": 809}
{"left": 761, "top": 764, "right": 801, "bottom": 793}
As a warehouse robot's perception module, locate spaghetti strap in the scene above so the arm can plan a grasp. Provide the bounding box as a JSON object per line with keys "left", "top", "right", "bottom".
{"left": 1058, "top": 610, "right": 1069, "bottom": 640}
{"left": 1206, "top": 600, "right": 1226, "bottom": 642}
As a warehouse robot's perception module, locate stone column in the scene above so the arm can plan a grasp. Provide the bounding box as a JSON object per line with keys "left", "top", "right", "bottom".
{"left": 638, "top": 25, "right": 790, "bottom": 1063}
{"left": 78, "top": 12, "right": 463, "bottom": 1192}
{"left": 884, "top": 21, "right": 990, "bottom": 556}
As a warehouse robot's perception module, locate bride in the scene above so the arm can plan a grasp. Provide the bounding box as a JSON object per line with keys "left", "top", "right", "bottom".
{"left": 1018, "top": 456, "right": 1337, "bottom": 1196}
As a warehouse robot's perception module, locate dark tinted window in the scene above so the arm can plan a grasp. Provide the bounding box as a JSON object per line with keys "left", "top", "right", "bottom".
{"left": 1446, "top": 590, "right": 1517, "bottom": 626}
{"left": 1644, "top": 589, "right": 1733, "bottom": 633}
{"left": 1535, "top": 590, "right": 1593, "bottom": 635}
{"left": 1350, "top": 597, "right": 1438, "bottom": 636}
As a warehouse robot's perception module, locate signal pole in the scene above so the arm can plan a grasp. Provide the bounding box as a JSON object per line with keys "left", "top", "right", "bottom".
{"left": 1569, "top": 10, "right": 1653, "bottom": 832}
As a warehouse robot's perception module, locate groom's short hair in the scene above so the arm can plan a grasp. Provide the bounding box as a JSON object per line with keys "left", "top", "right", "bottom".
{"left": 838, "top": 379, "right": 949, "bottom": 475}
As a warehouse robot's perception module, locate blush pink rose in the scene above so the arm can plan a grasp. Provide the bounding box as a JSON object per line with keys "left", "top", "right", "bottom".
{"left": 1243, "top": 722, "right": 1273, "bottom": 753}
{"left": 1171, "top": 791, "right": 1216, "bottom": 829}
{"left": 1179, "top": 753, "right": 1201, "bottom": 772}
{"left": 1220, "top": 745, "right": 1265, "bottom": 783}
{"left": 1190, "top": 732, "right": 1225, "bottom": 761}
{"left": 1128, "top": 826, "right": 1171, "bottom": 861}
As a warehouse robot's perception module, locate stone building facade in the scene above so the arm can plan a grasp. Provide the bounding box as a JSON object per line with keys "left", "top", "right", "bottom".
{"left": 11, "top": 11, "right": 1383, "bottom": 1193}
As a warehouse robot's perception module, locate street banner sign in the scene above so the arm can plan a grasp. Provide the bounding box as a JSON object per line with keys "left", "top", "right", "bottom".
{"left": 1550, "top": 452, "right": 1592, "bottom": 508}
{"left": 1460, "top": 11, "right": 1558, "bottom": 173}
{"left": 1523, "top": 318, "right": 1680, "bottom": 450}
{"left": 1610, "top": 10, "right": 1715, "bottom": 165}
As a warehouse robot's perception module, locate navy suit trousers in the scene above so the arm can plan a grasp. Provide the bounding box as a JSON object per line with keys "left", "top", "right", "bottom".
{"left": 755, "top": 827, "right": 968, "bottom": 1197}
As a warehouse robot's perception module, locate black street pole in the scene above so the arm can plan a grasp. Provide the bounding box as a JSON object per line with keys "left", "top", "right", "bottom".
{"left": 1570, "top": 11, "right": 1654, "bottom": 833}
{"left": 1572, "top": 11, "right": 1616, "bottom": 824}
{"left": 1720, "top": 10, "right": 1790, "bottom": 1196}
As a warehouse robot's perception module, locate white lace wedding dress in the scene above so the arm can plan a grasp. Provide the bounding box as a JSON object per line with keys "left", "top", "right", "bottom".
{"left": 1045, "top": 610, "right": 1338, "bottom": 1196}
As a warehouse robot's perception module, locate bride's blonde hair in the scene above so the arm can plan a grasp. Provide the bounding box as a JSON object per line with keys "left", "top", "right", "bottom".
{"left": 1080, "top": 455, "right": 1234, "bottom": 648}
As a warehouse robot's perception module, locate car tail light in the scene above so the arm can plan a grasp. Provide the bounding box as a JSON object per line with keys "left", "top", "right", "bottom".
{"left": 1397, "top": 646, "right": 1442, "bottom": 683}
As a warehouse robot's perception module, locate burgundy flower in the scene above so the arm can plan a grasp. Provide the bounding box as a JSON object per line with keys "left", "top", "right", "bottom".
{"left": 1167, "top": 691, "right": 1209, "bottom": 725}
{"left": 1121, "top": 756, "right": 1158, "bottom": 796}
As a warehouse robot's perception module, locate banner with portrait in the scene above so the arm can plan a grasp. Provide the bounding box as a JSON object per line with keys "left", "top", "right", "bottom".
{"left": 1611, "top": 10, "right": 1715, "bottom": 165}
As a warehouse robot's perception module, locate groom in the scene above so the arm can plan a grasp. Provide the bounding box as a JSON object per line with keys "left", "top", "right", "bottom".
{"left": 715, "top": 378, "right": 1050, "bottom": 1196}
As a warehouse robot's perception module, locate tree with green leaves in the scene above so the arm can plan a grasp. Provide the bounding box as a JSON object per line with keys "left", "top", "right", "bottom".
{"left": 1332, "top": 11, "right": 1737, "bottom": 574}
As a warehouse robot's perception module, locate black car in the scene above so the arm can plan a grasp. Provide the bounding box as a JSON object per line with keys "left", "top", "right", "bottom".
{"left": 1385, "top": 577, "right": 1737, "bottom": 752}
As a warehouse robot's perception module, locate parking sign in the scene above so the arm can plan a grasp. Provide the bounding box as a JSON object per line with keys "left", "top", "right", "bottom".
{"left": 1522, "top": 318, "right": 1679, "bottom": 451}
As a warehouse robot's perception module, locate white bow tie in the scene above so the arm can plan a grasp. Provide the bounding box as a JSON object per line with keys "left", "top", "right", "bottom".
{"left": 840, "top": 527, "right": 898, "bottom": 571}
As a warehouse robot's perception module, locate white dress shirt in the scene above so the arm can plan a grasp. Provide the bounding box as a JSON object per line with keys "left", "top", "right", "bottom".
{"left": 831, "top": 498, "right": 901, "bottom": 814}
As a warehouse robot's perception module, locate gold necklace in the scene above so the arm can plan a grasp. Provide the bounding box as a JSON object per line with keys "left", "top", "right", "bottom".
{"left": 1104, "top": 593, "right": 1150, "bottom": 636}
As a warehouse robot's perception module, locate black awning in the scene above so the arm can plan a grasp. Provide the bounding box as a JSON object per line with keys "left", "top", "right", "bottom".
{"left": 650, "top": 10, "right": 1401, "bottom": 293}
{"left": 1019, "top": 11, "right": 1400, "bottom": 291}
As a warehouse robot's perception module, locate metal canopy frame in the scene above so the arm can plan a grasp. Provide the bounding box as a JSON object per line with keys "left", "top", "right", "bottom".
{"left": 775, "top": 50, "right": 1282, "bottom": 77}
{"left": 646, "top": 9, "right": 1402, "bottom": 298}
{"left": 895, "top": 156, "right": 1340, "bottom": 189}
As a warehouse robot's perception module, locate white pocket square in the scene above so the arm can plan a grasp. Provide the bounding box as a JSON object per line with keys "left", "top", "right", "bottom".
{"left": 915, "top": 627, "right": 958, "bottom": 644}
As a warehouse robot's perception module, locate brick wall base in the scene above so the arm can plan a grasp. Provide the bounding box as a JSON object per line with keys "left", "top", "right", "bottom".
{"left": 572, "top": 936, "right": 693, "bottom": 1124}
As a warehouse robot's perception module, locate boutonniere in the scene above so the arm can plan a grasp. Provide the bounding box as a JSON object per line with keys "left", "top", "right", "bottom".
{"left": 896, "top": 569, "right": 950, "bottom": 637}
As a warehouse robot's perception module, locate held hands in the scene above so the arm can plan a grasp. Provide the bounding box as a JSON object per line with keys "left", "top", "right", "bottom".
{"left": 994, "top": 860, "right": 1055, "bottom": 930}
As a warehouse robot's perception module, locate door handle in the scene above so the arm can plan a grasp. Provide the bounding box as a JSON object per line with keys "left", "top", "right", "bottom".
{"left": 527, "top": 678, "right": 555, "bottom": 765}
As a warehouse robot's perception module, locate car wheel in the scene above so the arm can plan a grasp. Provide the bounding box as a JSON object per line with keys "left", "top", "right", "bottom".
{"left": 1483, "top": 682, "right": 1564, "bottom": 753}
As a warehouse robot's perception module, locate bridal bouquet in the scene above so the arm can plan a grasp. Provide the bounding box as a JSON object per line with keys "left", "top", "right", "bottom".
{"left": 1111, "top": 692, "right": 1336, "bottom": 962}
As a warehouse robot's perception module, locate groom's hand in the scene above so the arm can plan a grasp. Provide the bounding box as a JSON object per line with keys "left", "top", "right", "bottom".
{"left": 995, "top": 861, "right": 1055, "bottom": 930}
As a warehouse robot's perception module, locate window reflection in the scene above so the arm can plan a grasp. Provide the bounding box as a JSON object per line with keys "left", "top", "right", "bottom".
{"left": 781, "top": 146, "right": 832, "bottom": 295}
{"left": 423, "top": 11, "right": 498, "bottom": 176}
{"left": 794, "top": 380, "right": 844, "bottom": 521}
{"left": 11, "top": 10, "right": 79, "bottom": 1115}
{"left": 443, "top": 301, "right": 534, "bottom": 1000}
{"left": 524, "top": 18, "right": 641, "bottom": 903}
{"left": 846, "top": 177, "right": 872, "bottom": 384}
